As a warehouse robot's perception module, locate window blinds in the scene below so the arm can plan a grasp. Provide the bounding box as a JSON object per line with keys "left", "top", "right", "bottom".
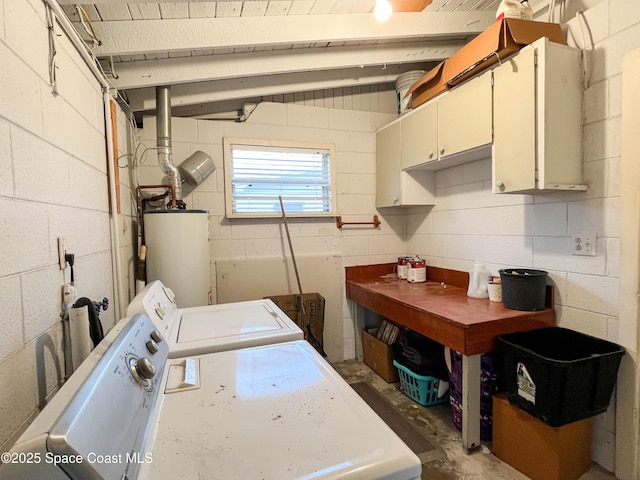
{"left": 230, "top": 145, "right": 333, "bottom": 215}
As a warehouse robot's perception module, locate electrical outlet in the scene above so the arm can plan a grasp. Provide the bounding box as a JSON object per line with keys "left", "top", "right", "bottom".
{"left": 571, "top": 234, "right": 596, "bottom": 256}
{"left": 58, "top": 237, "right": 67, "bottom": 269}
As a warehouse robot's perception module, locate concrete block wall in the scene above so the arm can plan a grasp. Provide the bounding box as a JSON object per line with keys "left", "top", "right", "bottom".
{"left": 405, "top": 0, "right": 640, "bottom": 472}
{"left": 137, "top": 102, "right": 404, "bottom": 361}
{"left": 0, "top": 0, "right": 133, "bottom": 452}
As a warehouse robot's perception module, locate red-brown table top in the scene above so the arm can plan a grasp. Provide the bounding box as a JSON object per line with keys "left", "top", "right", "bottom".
{"left": 346, "top": 263, "right": 555, "bottom": 355}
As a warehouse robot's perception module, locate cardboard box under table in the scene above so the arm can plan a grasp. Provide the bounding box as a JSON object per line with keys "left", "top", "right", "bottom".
{"left": 265, "top": 293, "right": 324, "bottom": 347}
{"left": 363, "top": 328, "right": 399, "bottom": 383}
{"left": 492, "top": 394, "right": 592, "bottom": 480}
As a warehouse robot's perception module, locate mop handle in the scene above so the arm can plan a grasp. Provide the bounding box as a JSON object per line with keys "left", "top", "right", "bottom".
{"left": 278, "top": 196, "right": 305, "bottom": 317}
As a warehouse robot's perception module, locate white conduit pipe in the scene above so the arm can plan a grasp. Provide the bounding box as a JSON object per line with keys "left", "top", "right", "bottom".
{"left": 43, "top": 0, "right": 125, "bottom": 319}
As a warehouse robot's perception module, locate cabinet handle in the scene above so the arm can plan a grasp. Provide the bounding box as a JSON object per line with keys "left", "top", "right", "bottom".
{"left": 394, "top": 196, "right": 399, "bottom": 204}
{"left": 440, "top": 147, "right": 445, "bottom": 155}
{"left": 496, "top": 181, "right": 505, "bottom": 191}
{"left": 428, "top": 151, "right": 434, "bottom": 159}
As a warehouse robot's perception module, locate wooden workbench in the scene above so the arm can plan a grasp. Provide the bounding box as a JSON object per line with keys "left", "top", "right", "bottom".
{"left": 345, "top": 263, "right": 556, "bottom": 452}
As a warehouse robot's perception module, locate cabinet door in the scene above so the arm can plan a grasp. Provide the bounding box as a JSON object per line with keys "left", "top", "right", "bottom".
{"left": 536, "top": 40, "right": 584, "bottom": 189}
{"left": 493, "top": 47, "right": 536, "bottom": 193}
{"left": 376, "top": 121, "right": 402, "bottom": 208}
{"left": 438, "top": 70, "right": 493, "bottom": 158}
{"left": 401, "top": 101, "right": 438, "bottom": 169}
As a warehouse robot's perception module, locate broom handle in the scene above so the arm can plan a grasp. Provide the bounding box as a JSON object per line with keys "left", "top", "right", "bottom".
{"left": 278, "top": 196, "right": 305, "bottom": 317}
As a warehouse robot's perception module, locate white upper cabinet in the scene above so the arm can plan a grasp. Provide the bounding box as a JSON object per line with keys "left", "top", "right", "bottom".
{"left": 376, "top": 121, "right": 435, "bottom": 208}
{"left": 376, "top": 37, "right": 585, "bottom": 207}
{"left": 493, "top": 38, "right": 585, "bottom": 193}
{"left": 437, "top": 69, "right": 493, "bottom": 159}
{"left": 399, "top": 69, "right": 493, "bottom": 171}
{"left": 376, "top": 121, "right": 402, "bottom": 207}
{"left": 493, "top": 46, "right": 537, "bottom": 193}
{"left": 400, "top": 101, "right": 438, "bottom": 170}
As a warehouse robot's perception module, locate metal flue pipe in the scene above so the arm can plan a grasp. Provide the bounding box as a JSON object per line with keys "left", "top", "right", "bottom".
{"left": 156, "top": 86, "right": 182, "bottom": 206}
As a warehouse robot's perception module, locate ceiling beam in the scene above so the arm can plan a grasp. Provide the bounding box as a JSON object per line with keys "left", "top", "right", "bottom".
{"left": 110, "top": 40, "right": 464, "bottom": 89}
{"left": 90, "top": 11, "right": 495, "bottom": 57}
{"left": 124, "top": 63, "right": 428, "bottom": 111}
{"left": 56, "top": 0, "right": 424, "bottom": 4}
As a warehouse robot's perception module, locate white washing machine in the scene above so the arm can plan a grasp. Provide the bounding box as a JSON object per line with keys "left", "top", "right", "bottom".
{"left": 126, "top": 280, "right": 303, "bottom": 357}
{"left": 0, "top": 314, "right": 421, "bottom": 480}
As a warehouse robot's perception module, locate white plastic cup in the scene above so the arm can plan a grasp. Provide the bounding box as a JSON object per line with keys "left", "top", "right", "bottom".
{"left": 487, "top": 282, "right": 503, "bottom": 302}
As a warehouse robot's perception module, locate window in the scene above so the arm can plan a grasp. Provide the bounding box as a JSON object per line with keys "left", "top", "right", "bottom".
{"left": 223, "top": 138, "right": 336, "bottom": 218}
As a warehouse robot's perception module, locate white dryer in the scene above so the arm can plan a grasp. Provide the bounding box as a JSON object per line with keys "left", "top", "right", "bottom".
{"left": 126, "top": 280, "right": 303, "bottom": 357}
{"left": 0, "top": 314, "right": 422, "bottom": 480}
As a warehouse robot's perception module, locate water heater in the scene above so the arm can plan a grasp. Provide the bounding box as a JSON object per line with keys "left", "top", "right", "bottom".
{"left": 143, "top": 210, "right": 210, "bottom": 308}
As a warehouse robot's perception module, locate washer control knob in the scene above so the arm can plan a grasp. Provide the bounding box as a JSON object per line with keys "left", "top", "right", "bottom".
{"left": 135, "top": 357, "right": 156, "bottom": 380}
{"left": 146, "top": 340, "right": 159, "bottom": 354}
{"left": 155, "top": 306, "right": 165, "bottom": 319}
{"left": 150, "top": 330, "right": 163, "bottom": 343}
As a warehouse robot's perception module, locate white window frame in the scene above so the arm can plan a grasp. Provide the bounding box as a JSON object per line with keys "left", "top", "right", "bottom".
{"left": 223, "top": 137, "right": 337, "bottom": 219}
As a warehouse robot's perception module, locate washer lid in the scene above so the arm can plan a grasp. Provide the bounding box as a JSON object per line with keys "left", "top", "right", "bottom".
{"left": 175, "top": 300, "right": 303, "bottom": 354}
{"left": 142, "top": 341, "right": 421, "bottom": 480}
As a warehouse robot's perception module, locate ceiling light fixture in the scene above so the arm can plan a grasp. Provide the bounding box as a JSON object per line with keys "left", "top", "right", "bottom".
{"left": 374, "top": 0, "right": 392, "bottom": 22}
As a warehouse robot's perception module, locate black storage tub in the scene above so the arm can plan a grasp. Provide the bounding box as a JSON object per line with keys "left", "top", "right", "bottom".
{"left": 498, "top": 327, "right": 625, "bottom": 427}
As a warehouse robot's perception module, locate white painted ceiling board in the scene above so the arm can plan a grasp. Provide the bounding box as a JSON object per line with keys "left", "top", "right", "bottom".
{"left": 58, "top": 0, "right": 558, "bottom": 118}
{"left": 265, "top": 1, "right": 292, "bottom": 16}
{"left": 94, "top": 4, "right": 132, "bottom": 21}
{"left": 216, "top": 1, "right": 242, "bottom": 16}
{"left": 309, "top": 0, "right": 338, "bottom": 14}
{"left": 241, "top": 1, "right": 268, "bottom": 16}
{"left": 288, "top": 1, "right": 315, "bottom": 15}
{"left": 159, "top": 3, "right": 189, "bottom": 18}
{"left": 188, "top": 3, "right": 216, "bottom": 17}
{"left": 82, "top": 5, "right": 102, "bottom": 21}
{"left": 129, "top": 4, "right": 162, "bottom": 19}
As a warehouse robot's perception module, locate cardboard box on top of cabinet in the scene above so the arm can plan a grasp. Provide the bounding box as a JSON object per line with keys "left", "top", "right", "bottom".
{"left": 265, "top": 293, "right": 325, "bottom": 347}
{"left": 408, "top": 18, "right": 566, "bottom": 109}
{"left": 362, "top": 328, "right": 399, "bottom": 383}
{"left": 492, "top": 394, "right": 592, "bottom": 480}
{"left": 444, "top": 18, "right": 566, "bottom": 87}
{"left": 405, "top": 61, "right": 448, "bottom": 110}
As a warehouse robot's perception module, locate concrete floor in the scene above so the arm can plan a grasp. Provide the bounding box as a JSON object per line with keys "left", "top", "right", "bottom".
{"left": 332, "top": 360, "right": 618, "bottom": 480}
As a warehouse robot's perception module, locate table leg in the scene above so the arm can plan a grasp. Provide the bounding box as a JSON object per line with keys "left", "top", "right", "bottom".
{"left": 461, "top": 353, "right": 481, "bottom": 453}
{"left": 352, "top": 302, "right": 365, "bottom": 362}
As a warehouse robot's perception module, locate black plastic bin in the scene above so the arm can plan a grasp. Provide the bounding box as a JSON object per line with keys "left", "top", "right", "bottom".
{"left": 498, "top": 327, "right": 625, "bottom": 427}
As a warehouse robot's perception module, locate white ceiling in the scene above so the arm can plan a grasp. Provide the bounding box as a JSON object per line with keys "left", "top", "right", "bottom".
{"left": 57, "top": 0, "right": 552, "bottom": 118}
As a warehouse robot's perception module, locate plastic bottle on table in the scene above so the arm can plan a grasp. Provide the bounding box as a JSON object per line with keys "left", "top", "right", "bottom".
{"left": 467, "top": 262, "right": 492, "bottom": 299}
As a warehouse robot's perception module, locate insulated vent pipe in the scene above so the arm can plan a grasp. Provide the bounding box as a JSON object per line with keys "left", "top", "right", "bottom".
{"left": 156, "top": 85, "right": 182, "bottom": 205}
